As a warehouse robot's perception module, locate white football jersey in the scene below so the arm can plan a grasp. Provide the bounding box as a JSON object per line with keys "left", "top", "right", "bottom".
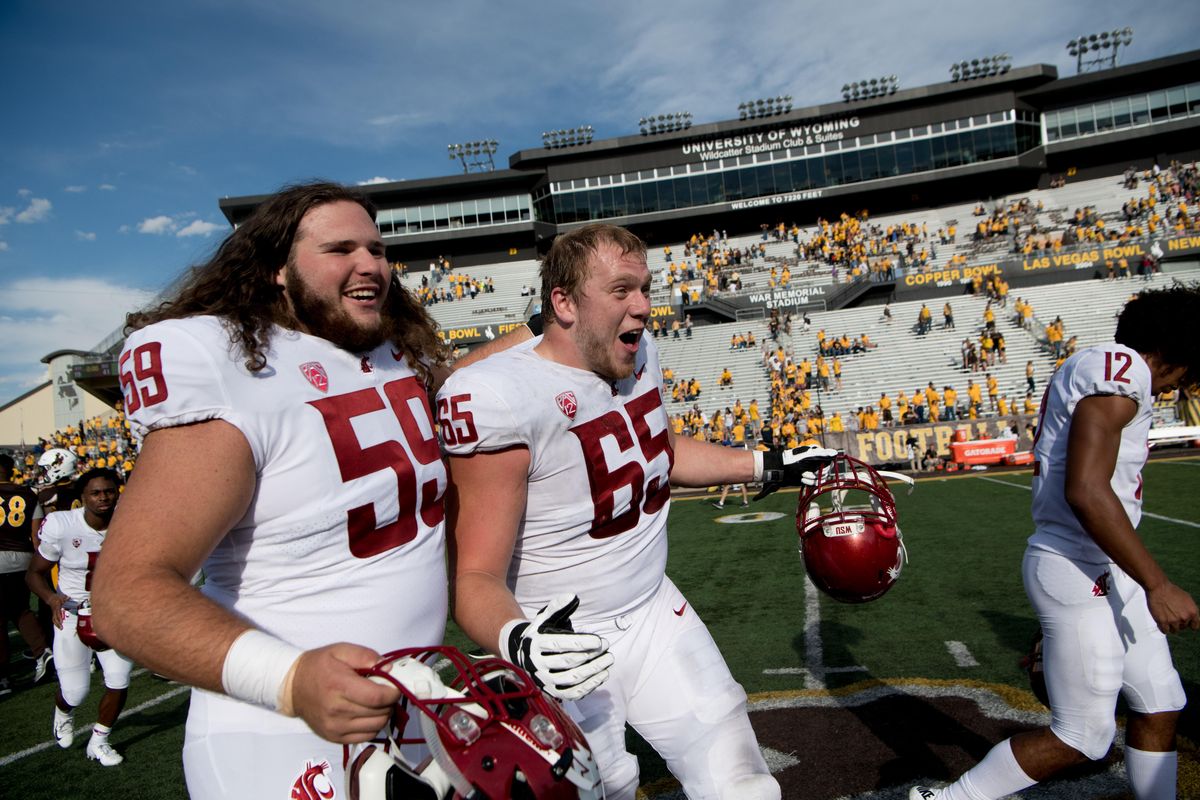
{"left": 438, "top": 333, "right": 674, "bottom": 625}
{"left": 37, "top": 507, "right": 105, "bottom": 609}
{"left": 1029, "top": 343, "right": 1152, "bottom": 562}
{"left": 123, "top": 316, "right": 448, "bottom": 731}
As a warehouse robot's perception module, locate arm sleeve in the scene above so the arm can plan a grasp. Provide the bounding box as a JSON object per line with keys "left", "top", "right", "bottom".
{"left": 437, "top": 370, "right": 528, "bottom": 456}
{"left": 36, "top": 514, "right": 62, "bottom": 562}
{"left": 122, "top": 320, "right": 263, "bottom": 466}
{"left": 1068, "top": 347, "right": 1148, "bottom": 410}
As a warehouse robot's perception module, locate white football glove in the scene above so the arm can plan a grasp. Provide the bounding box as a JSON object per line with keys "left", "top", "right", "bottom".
{"left": 499, "top": 594, "right": 613, "bottom": 701}
{"left": 754, "top": 446, "right": 840, "bottom": 501}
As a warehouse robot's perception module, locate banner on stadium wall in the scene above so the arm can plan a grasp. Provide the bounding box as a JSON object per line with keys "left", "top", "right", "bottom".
{"left": 895, "top": 232, "right": 1200, "bottom": 300}
{"left": 817, "top": 416, "right": 1034, "bottom": 467}
{"left": 438, "top": 320, "right": 529, "bottom": 346}
{"left": 679, "top": 117, "right": 861, "bottom": 164}
{"left": 649, "top": 305, "right": 679, "bottom": 323}
{"left": 894, "top": 262, "right": 1003, "bottom": 295}
{"left": 719, "top": 285, "right": 830, "bottom": 313}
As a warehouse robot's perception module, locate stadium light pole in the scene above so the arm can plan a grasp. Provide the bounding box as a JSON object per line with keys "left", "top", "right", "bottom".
{"left": 447, "top": 140, "right": 499, "bottom": 173}
{"left": 840, "top": 76, "right": 898, "bottom": 102}
{"left": 542, "top": 125, "right": 595, "bottom": 149}
{"left": 1067, "top": 27, "right": 1133, "bottom": 74}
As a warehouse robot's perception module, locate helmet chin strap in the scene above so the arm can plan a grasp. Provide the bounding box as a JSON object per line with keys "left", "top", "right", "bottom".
{"left": 419, "top": 713, "right": 476, "bottom": 798}
{"left": 876, "top": 470, "right": 916, "bottom": 494}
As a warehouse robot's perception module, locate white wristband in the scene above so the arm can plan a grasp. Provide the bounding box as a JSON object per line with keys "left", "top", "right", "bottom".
{"left": 752, "top": 450, "right": 765, "bottom": 482}
{"left": 221, "top": 629, "right": 302, "bottom": 714}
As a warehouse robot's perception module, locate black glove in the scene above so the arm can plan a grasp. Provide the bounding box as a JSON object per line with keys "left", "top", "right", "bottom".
{"left": 754, "top": 446, "right": 839, "bottom": 501}
{"left": 500, "top": 594, "right": 613, "bottom": 701}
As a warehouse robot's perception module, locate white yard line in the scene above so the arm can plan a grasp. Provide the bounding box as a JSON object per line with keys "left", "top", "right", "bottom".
{"left": 803, "top": 575, "right": 824, "bottom": 690}
{"left": 945, "top": 640, "right": 979, "bottom": 667}
{"left": 0, "top": 682, "right": 189, "bottom": 768}
{"left": 979, "top": 475, "right": 1200, "bottom": 528}
{"left": 763, "top": 575, "right": 868, "bottom": 687}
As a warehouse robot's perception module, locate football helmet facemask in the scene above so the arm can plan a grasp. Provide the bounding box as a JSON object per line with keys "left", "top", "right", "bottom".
{"left": 796, "top": 453, "right": 913, "bottom": 603}
{"left": 37, "top": 448, "right": 78, "bottom": 485}
{"left": 344, "top": 646, "right": 602, "bottom": 800}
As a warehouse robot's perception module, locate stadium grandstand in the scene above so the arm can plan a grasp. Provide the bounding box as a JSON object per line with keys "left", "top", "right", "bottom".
{"left": 4, "top": 45, "right": 1200, "bottom": 477}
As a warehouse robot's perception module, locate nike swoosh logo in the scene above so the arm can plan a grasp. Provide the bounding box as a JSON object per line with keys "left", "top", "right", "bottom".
{"left": 391, "top": 349, "right": 404, "bottom": 361}
{"left": 635, "top": 365, "right": 645, "bottom": 380}
{"left": 673, "top": 602, "right": 687, "bottom": 616}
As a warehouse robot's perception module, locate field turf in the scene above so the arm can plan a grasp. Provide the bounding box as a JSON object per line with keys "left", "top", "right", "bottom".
{"left": 2, "top": 456, "right": 1198, "bottom": 799}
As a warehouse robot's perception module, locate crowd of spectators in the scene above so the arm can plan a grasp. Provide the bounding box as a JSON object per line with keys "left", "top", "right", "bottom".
{"left": 3, "top": 406, "right": 137, "bottom": 485}
{"left": 790, "top": 211, "right": 935, "bottom": 283}
{"left": 661, "top": 232, "right": 767, "bottom": 303}
{"left": 407, "top": 261, "right": 497, "bottom": 307}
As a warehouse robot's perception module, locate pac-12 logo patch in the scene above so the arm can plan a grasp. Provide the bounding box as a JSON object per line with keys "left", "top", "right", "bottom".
{"left": 556, "top": 391, "right": 578, "bottom": 420}
{"left": 299, "top": 362, "right": 329, "bottom": 393}
{"left": 290, "top": 759, "right": 335, "bottom": 800}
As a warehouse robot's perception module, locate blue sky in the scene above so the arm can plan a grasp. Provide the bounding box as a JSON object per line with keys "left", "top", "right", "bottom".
{"left": 0, "top": 0, "right": 1194, "bottom": 399}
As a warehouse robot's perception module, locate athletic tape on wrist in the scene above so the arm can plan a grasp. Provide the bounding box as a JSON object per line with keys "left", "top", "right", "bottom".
{"left": 753, "top": 450, "right": 765, "bottom": 482}
{"left": 221, "top": 629, "right": 302, "bottom": 714}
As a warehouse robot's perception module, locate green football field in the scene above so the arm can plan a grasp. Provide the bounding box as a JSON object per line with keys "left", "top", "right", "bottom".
{"left": 2, "top": 456, "right": 1198, "bottom": 799}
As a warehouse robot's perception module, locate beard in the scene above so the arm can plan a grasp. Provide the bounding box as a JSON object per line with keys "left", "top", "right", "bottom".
{"left": 285, "top": 269, "right": 388, "bottom": 354}
{"left": 576, "top": 318, "right": 633, "bottom": 381}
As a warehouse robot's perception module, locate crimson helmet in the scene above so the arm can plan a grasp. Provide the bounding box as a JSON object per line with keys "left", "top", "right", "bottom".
{"left": 345, "top": 646, "right": 602, "bottom": 800}
{"left": 796, "top": 453, "right": 912, "bottom": 603}
{"left": 75, "top": 601, "right": 111, "bottom": 652}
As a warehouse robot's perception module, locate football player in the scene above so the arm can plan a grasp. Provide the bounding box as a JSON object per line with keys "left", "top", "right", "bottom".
{"left": 439, "top": 223, "right": 835, "bottom": 800}
{"left": 90, "top": 182, "right": 524, "bottom": 797}
{"left": 33, "top": 447, "right": 80, "bottom": 656}
{"left": 26, "top": 468, "right": 133, "bottom": 766}
{"left": 0, "top": 453, "right": 50, "bottom": 692}
{"left": 911, "top": 284, "right": 1200, "bottom": 800}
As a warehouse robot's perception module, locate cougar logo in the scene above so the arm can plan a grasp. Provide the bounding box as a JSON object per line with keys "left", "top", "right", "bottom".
{"left": 1092, "top": 571, "right": 1111, "bottom": 597}
{"left": 290, "top": 759, "right": 335, "bottom": 800}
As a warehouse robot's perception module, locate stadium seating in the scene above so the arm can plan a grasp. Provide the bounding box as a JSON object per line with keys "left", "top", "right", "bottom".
{"left": 389, "top": 165, "right": 1197, "bottom": 442}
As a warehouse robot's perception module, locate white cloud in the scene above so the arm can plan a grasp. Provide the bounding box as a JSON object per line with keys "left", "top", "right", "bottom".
{"left": 0, "top": 207, "right": 12, "bottom": 225}
{"left": 176, "top": 220, "right": 223, "bottom": 237}
{"left": 0, "top": 277, "right": 157, "bottom": 398}
{"left": 65, "top": 185, "right": 87, "bottom": 193}
{"left": 99, "top": 184, "right": 116, "bottom": 191}
{"left": 0, "top": 242, "right": 8, "bottom": 252}
{"left": 17, "top": 188, "right": 31, "bottom": 197}
{"left": 357, "top": 176, "right": 393, "bottom": 185}
{"left": 74, "top": 230, "right": 97, "bottom": 241}
{"left": 138, "top": 215, "right": 176, "bottom": 235}
{"left": 15, "top": 198, "right": 52, "bottom": 224}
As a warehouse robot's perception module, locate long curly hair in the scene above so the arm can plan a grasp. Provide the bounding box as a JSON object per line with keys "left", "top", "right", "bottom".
{"left": 127, "top": 181, "right": 447, "bottom": 382}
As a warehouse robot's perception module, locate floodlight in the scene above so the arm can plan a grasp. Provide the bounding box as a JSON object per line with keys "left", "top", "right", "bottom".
{"left": 447, "top": 139, "right": 499, "bottom": 173}
{"left": 1068, "top": 27, "right": 1132, "bottom": 72}
{"left": 543, "top": 125, "right": 595, "bottom": 148}
{"left": 738, "top": 95, "right": 794, "bottom": 119}
{"left": 841, "top": 76, "right": 897, "bottom": 101}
